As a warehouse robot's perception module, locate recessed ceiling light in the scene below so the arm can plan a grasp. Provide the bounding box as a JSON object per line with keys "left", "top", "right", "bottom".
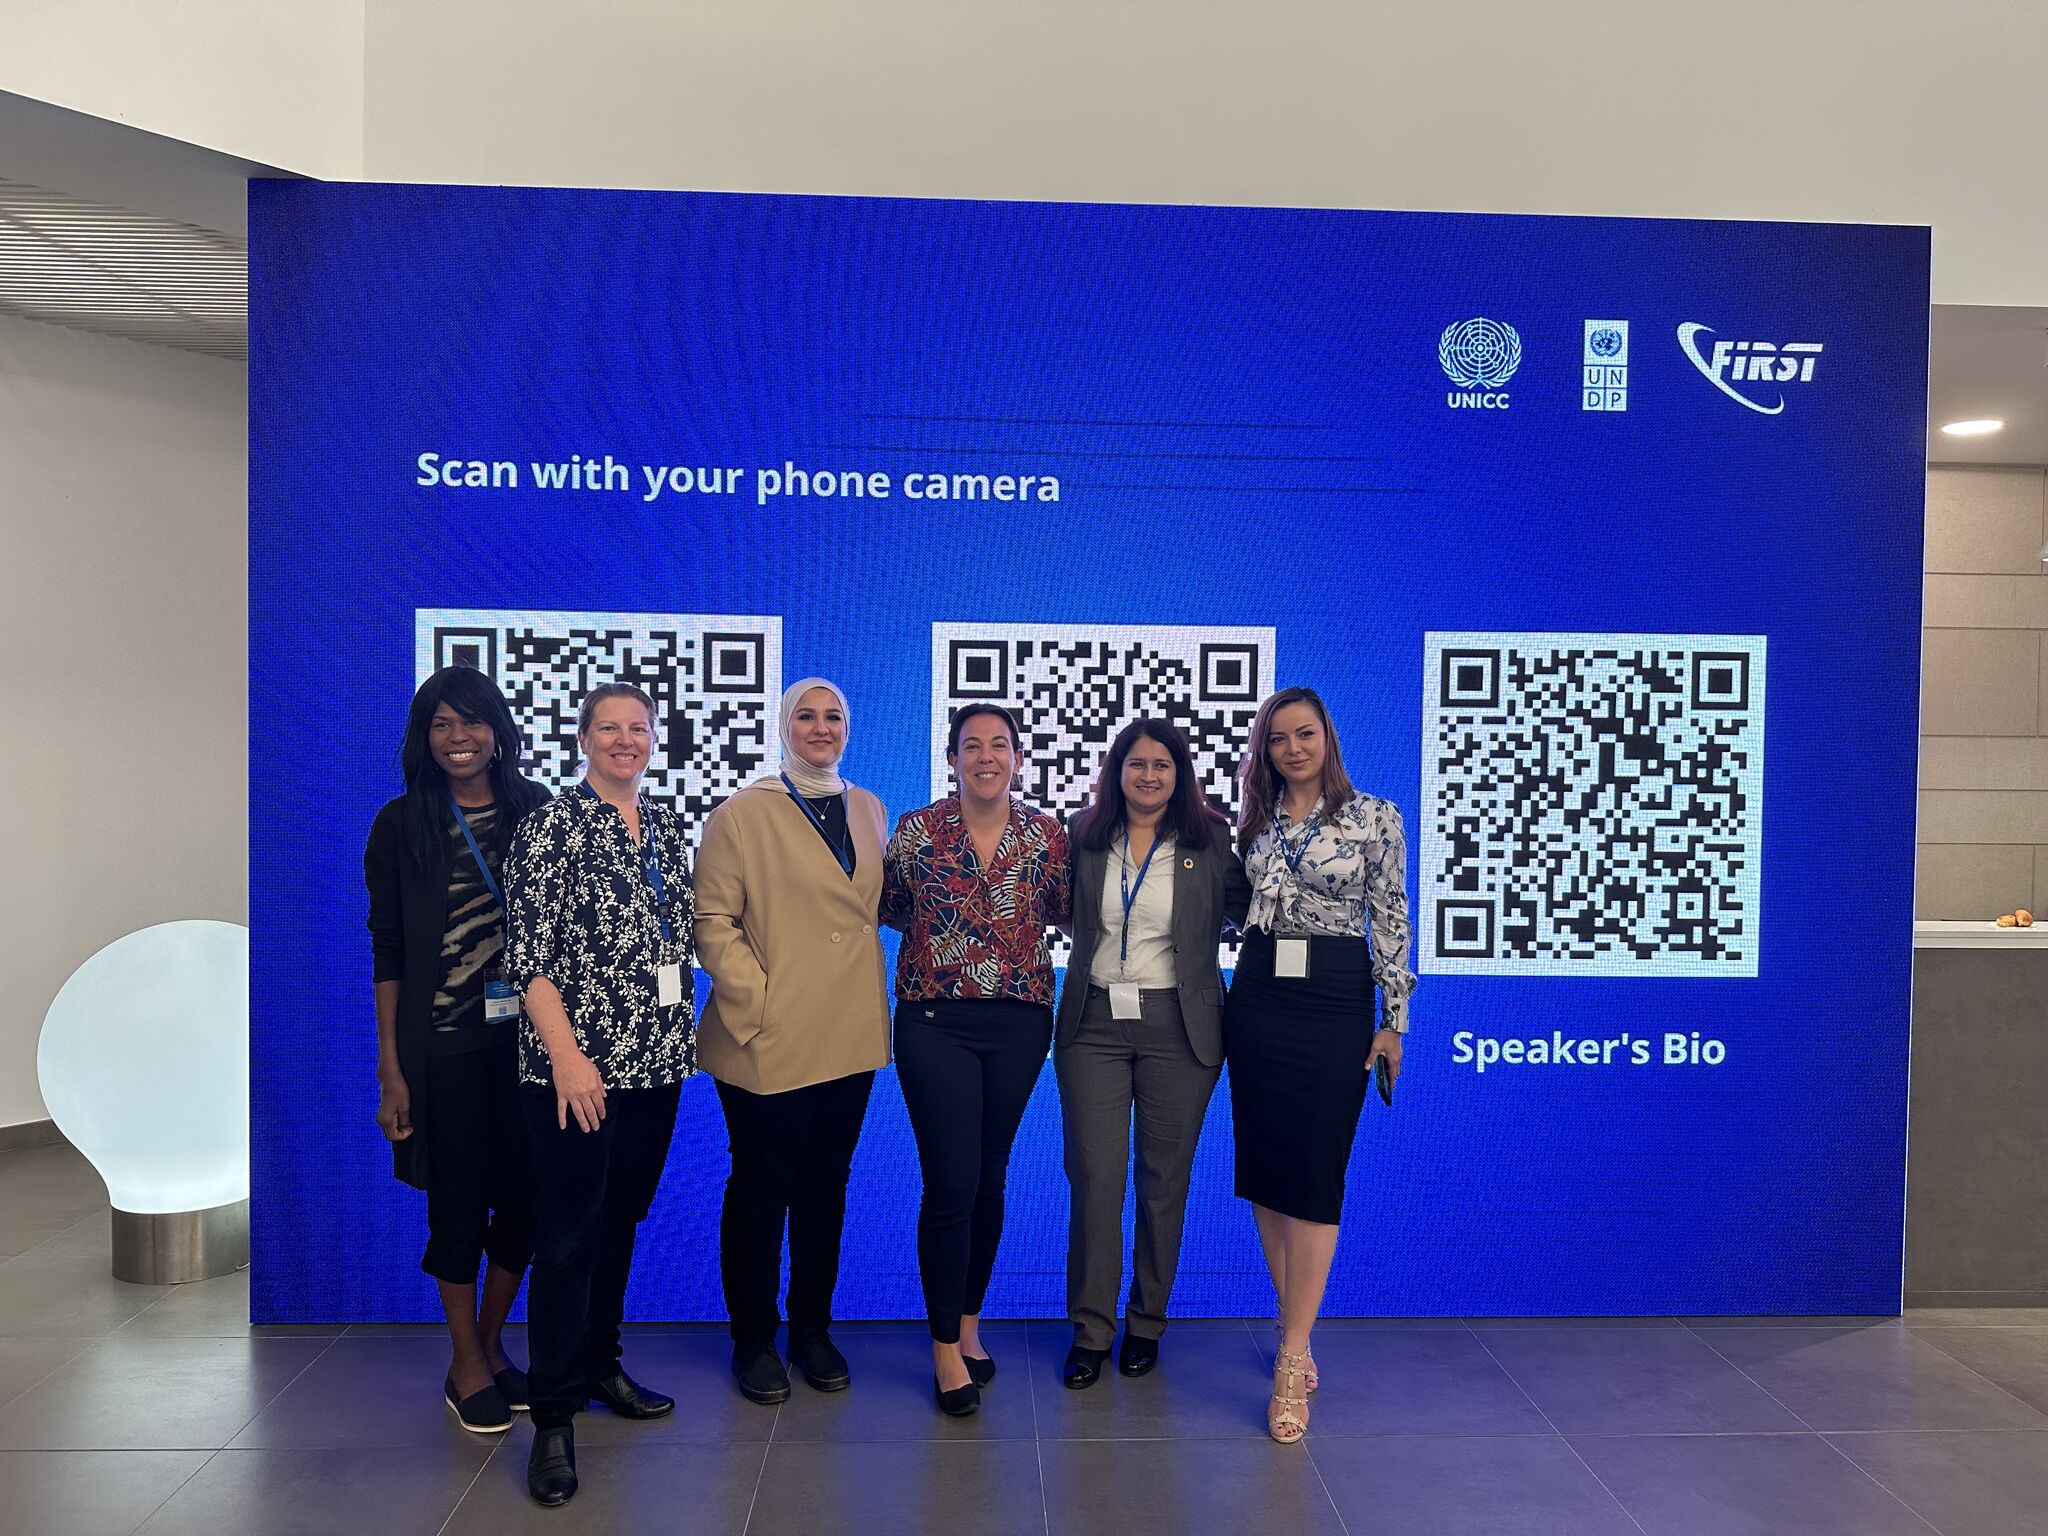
{"left": 1939, "top": 418, "right": 2005, "bottom": 437}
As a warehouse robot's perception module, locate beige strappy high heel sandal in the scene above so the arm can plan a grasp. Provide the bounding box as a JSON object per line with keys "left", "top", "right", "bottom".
{"left": 1269, "top": 1348, "right": 1310, "bottom": 1444}
{"left": 1275, "top": 1316, "right": 1318, "bottom": 1393}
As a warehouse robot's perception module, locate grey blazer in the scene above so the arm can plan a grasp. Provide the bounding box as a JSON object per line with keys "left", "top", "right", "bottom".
{"left": 1056, "top": 812, "right": 1253, "bottom": 1067}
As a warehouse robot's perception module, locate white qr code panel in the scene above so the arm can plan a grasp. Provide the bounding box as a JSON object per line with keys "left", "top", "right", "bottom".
{"left": 417, "top": 610, "right": 782, "bottom": 841}
{"left": 930, "top": 622, "right": 1274, "bottom": 968}
{"left": 1420, "top": 632, "right": 1766, "bottom": 977}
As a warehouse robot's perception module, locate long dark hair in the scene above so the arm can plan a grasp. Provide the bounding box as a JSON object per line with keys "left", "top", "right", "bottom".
{"left": 1076, "top": 718, "right": 1224, "bottom": 852}
{"left": 1236, "top": 687, "right": 1356, "bottom": 855}
{"left": 397, "top": 666, "right": 549, "bottom": 868}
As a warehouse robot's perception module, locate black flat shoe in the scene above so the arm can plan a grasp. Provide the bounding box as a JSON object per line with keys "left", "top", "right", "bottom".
{"left": 587, "top": 1367, "right": 675, "bottom": 1419}
{"left": 1062, "top": 1344, "right": 1110, "bottom": 1390}
{"left": 493, "top": 1365, "right": 530, "bottom": 1411}
{"left": 963, "top": 1351, "right": 996, "bottom": 1388}
{"left": 527, "top": 1423, "right": 577, "bottom": 1505}
{"left": 786, "top": 1329, "right": 851, "bottom": 1392}
{"left": 1118, "top": 1329, "right": 1160, "bottom": 1378}
{"left": 443, "top": 1375, "right": 513, "bottom": 1433}
{"left": 933, "top": 1372, "right": 981, "bottom": 1416}
{"left": 731, "top": 1342, "right": 792, "bottom": 1405}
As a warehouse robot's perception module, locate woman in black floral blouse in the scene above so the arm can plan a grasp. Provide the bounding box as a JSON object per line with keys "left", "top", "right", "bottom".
{"left": 504, "top": 682, "right": 696, "bottom": 1508}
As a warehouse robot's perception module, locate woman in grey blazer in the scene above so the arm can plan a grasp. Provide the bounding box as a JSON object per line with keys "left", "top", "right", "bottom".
{"left": 1055, "top": 718, "right": 1251, "bottom": 1388}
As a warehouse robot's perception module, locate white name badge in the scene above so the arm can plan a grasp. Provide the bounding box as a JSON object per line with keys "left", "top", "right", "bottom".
{"left": 656, "top": 963, "right": 684, "bottom": 1008}
{"left": 483, "top": 978, "right": 520, "bottom": 1022}
{"left": 1109, "top": 983, "right": 1142, "bottom": 1020}
{"left": 1275, "top": 939, "right": 1310, "bottom": 979}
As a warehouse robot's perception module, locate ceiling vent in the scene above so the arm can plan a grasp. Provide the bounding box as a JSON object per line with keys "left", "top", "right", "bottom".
{"left": 0, "top": 176, "right": 246, "bottom": 360}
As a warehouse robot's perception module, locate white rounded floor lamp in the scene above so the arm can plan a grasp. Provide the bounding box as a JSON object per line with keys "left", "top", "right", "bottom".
{"left": 37, "top": 920, "right": 250, "bottom": 1283}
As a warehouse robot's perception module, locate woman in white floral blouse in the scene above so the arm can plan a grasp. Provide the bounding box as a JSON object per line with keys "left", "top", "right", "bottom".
{"left": 1222, "top": 686, "right": 1415, "bottom": 1445}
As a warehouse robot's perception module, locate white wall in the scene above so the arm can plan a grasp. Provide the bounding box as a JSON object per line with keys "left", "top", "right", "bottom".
{"left": 356, "top": 0, "right": 2047, "bottom": 308}
{"left": 0, "top": 0, "right": 364, "bottom": 179}
{"left": 0, "top": 315, "right": 246, "bottom": 1128}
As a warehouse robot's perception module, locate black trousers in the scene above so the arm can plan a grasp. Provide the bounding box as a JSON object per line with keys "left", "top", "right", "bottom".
{"left": 715, "top": 1071, "right": 876, "bottom": 1347}
{"left": 893, "top": 998, "right": 1053, "bottom": 1344}
{"left": 521, "top": 1080, "right": 681, "bottom": 1430}
{"left": 421, "top": 1038, "right": 534, "bottom": 1284}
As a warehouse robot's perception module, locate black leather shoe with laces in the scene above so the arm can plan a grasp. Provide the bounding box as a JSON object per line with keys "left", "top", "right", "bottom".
{"left": 586, "top": 1368, "right": 675, "bottom": 1419}
{"left": 1062, "top": 1344, "right": 1110, "bottom": 1390}
{"left": 731, "top": 1342, "right": 793, "bottom": 1405}
{"left": 787, "top": 1329, "right": 851, "bottom": 1392}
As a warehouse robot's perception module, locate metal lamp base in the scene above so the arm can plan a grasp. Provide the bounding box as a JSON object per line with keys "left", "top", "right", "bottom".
{"left": 111, "top": 1200, "right": 249, "bottom": 1284}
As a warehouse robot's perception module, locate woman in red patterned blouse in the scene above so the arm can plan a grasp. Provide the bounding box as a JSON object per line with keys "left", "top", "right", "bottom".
{"left": 881, "top": 704, "right": 1071, "bottom": 1415}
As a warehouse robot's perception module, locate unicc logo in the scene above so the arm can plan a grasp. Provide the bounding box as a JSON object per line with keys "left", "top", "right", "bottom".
{"left": 1440, "top": 318, "right": 1522, "bottom": 409}
{"left": 1677, "top": 323, "right": 1823, "bottom": 415}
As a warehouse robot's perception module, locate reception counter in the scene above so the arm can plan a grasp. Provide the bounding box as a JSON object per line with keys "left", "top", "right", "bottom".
{"left": 1905, "top": 922, "right": 2048, "bottom": 1305}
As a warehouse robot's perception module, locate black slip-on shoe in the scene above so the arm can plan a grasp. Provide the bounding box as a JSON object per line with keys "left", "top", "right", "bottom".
{"left": 933, "top": 1372, "right": 981, "bottom": 1416}
{"left": 963, "top": 1351, "right": 996, "bottom": 1388}
{"left": 786, "top": 1329, "right": 851, "bottom": 1392}
{"left": 527, "top": 1424, "right": 578, "bottom": 1506}
{"left": 494, "top": 1365, "right": 531, "bottom": 1411}
{"left": 443, "top": 1375, "right": 514, "bottom": 1433}
{"left": 1118, "top": 1329, "right": 1160, "bottom": 1377}
{"left": 586, "top": 1368, "right": 675, "bottom": 1419}
{"left": 731, "top": 1342, "right": 792, "bottom": 1405}
{"left": 1062, "top": 1344, "right": 1110, "bottom": 1390}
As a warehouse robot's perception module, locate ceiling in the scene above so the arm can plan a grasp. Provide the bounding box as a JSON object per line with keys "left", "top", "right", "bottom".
{"left": 1928, "top": 305, "right": 2048, "bottom": 466}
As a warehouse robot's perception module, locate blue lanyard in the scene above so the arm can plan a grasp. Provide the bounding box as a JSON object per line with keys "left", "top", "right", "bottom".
{"left": 449, "top": 800, "right": 504, "bottom": 914}
{"left": 781, "top": 774, "right": 854, "bottom": 877}
{"left": 581, "top": 782, "right": 674, "bottom": 943}
{"left": 1271, "top": 807, "right": 1321, "bottom": 879}
{"left": 1118, "top": 830, "right": 1163, "bottom": 966}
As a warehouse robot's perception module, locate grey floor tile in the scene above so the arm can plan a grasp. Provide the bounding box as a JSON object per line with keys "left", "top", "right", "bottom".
{"left": 1302, "top": 1316, "right": 1474, "bottom": 1330}
{"left": 133, "top": 1443, "right": 492, "bottom": 1535}
{"left": 1032, "top": 1318, "right": 1273, "bottom": 1439}
{"left": 771, "top": 1325, "right": 1036, "bottom": 1442}
{"left": 1311, "top": 1433, "right": 1640, "bottom": 1535}
{"left": 0, "top": 1147, "right": 109, "bottom": 1262}
{"left": 0, "top": 1228, "right": 169, "bottom": 1337}
{"left": 1906, "top": 1306, "right": 2048, "bottom": 1328}
{"left": 753, "top": 1438, "right": 1045, "bottom": 1535}
{"left": 119, "top": 1268, "right": 342, "bottom": 1338}
{"left": 1685, "top": 1315, "right": 1903, "bottom": 1329}
{"left": 1827, "top": 1430, "right": 2048, "bottom": 1536}
{"left": 1698, "top": 1326, "right": 2048, "bottom": 1432}
{"left": 442, "top": 1436, "right": 766, "bottom": 1534}
{"left": 1910, "top": 1327, "right": 2048, "bottom": 1415}
{"left": 0, "top": 1449, "right": 208, "bottom": 1536}
{"left": 1571, "top": 1432, "right": 1935, "bottom": 1536}
{"left": 0, "top": 1335, "right": 95, "bottom": 1409}
{"left": 1466, "top": 1316, "right": 1684, "bottom": 1328}
{"left": 230, "top": 1335, "right": 516, "bottom": 1450}
{"left": 0, "top": 1334, "right": 332, "bottom": 1450}
{"left": 1256, "top": 1325, "right": 1555, "bottom": 1437}
{"left": 1476, "top": 1325, "right": 1805, "bottom": 1435}
{"left": 1041, "top": 1436, "right": 1346, "bottom": 1535}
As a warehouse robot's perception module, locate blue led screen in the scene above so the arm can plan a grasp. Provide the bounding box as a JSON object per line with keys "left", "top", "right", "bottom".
{"left": 250, "top": 182, "right": 1928, "bottom": 1321}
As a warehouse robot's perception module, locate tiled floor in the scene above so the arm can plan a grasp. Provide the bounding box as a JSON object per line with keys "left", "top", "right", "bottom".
{"left": 5, "top": 1142, "right": 2047, "bottom": 1535}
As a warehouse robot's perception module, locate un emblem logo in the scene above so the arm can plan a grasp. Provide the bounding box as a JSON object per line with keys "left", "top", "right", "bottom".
{"left": 1439, "top": 318, "right": 1524, "bottom": 389}
{"left": 1589, "top": 326, "right": 1624, "bottom": 358}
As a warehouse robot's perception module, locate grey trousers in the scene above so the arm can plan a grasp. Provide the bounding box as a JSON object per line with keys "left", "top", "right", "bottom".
{"left": 1054, "top": 986, "right": 1222, "bottom": 1351}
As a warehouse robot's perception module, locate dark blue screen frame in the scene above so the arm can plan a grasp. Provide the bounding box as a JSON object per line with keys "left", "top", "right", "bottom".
{"left": 250, "top": 182, "right": 1927, "bottom": 1322}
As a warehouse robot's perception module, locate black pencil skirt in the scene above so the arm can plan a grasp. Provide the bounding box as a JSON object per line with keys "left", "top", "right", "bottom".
{"left": 1223, "top": 929, "right": 1375, "bottom": 1225}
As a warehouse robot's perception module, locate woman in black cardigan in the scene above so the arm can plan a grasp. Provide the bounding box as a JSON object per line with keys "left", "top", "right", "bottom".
{"left": 365, "top": 665, "right": 549, "bottom": 1432}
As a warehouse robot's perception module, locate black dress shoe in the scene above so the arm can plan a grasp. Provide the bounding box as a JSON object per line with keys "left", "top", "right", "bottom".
{"left": 933, "top": 1372, "right": 981, "bottom": 1416}
{"left": 786, "top": 1329, "right": 851, "bottom": 1392}
{"left": 963, "top": 1351, "right": 996, "bottom": 1388}
{"left": 586, "top": 1367, "right": 675, "bottom": 1419}
{"left": 1118, "top": 1329, "right": 1160, "bottom": 1377}
{"left": 443, "top": 1375, "right": 513, "bottom": 1433}
{"left": 1062, "top": 1344, "right": 1110, "bottom": 1390}
{"left": 527, "top": 1423, "right": 578, "bottom": 1506}
{"left": 493, "top": 1365, "right": 530, "bottom": 1411}
{"left": 731, "top": 1342, "right": 792, "bottom": 1405}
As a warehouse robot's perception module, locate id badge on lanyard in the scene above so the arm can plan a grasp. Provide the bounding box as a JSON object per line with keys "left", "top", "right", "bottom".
{"left": 1270, "top": 811, "right": 1319, "bottom": 981}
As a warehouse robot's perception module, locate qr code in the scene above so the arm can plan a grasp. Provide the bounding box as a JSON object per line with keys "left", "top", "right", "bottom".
{"left": 931, "top": 622, "right": 1275, "bottom": 966}
{"left": 1419, "top": 632, "right": 1766, "bottom": 977}
{"left": 417, "top": 609, "right": 782, "bottom": 837}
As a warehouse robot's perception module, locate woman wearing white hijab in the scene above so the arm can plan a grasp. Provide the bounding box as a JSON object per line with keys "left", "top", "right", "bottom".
{"left": 695, "top": 679, "right": 891, "bottom": 1405}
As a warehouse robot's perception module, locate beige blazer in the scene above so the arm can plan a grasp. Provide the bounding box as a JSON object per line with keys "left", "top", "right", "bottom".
{"left": 694, "top": 778, "right": 891, "bottom": 1094}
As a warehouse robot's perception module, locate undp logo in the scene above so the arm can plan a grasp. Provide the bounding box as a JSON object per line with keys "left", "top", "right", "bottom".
{"left": 1589, "top": 326, "right": 1625, "bottom": 358}
{"left": 1440, "top": 317, "right": 1522, "bottom": 409}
